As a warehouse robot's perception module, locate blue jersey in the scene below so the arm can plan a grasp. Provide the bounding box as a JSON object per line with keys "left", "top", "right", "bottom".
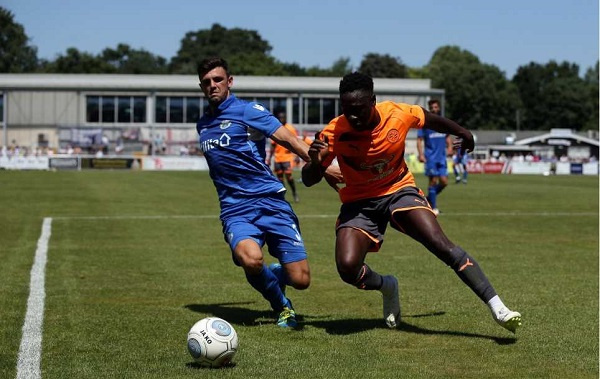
{"left": 417, "top": 128, "right": 448, "bottom": 164}
{"left": 197, "top": 94, "right": 284, "bottom": 213}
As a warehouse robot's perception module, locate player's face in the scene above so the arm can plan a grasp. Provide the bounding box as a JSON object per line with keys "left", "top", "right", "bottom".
{"left": 341, "top": 90, "right": 376, "bottom": 131}
{"left": 429, "top": 102, "right": 441, "bottom": 115}
{"left": 199, "top": 67, "right": 233, "bottom": 106}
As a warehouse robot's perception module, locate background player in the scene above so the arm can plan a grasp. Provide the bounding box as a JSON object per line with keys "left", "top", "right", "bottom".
{"left": 416, "top": 99, "right": 452, "bottom": 215}
{"left": 302, "top": 72, "right": 521, "bottom": 333}
{"left": 453, "top": 147, "right": 469, "bottom": 184}
{"left": 266, "top": 111, "right": 301, "bottom": 202}
{"left": 196, "top": 57, "right": 341, "bottom": 328}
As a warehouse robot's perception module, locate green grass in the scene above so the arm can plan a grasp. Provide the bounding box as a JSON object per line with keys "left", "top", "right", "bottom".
{"left": 0, "top": 171, "right": 598, "bottom": 378}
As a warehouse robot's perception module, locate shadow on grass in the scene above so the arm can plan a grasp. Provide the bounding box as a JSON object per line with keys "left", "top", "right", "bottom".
{"left": 184, "top": 303, "right": 516, "bottom": 345}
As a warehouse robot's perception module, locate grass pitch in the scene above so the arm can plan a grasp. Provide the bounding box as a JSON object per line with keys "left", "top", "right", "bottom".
{"left": 0, "top": 171, "right": 598, "bottom": 378}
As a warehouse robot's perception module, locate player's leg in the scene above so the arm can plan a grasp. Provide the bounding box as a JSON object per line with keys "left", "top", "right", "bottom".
{"left": 232, "top": 238, "right": 290, "bottom": 315}
{"left": 284, "top": 164, "right": 299, "bottom": 202}
{"left": 335, "top": 227, "right": 400, "bottom": 328}
{"left": 391, "top": 207, "right": 521, "bottom": 333}
{"left": 461, "top": 162, "right": 468, "bottom": 183}
{"left": 426, "top": 175, "right": 440, "bottom": 214}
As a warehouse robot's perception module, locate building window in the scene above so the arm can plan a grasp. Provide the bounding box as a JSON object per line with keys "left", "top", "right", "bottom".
{"left": 86, "top": 96, "right": 100, "bottom": 122}
{"left": 0, "top": 94, "right": 4, "bottom": 123}
{"left": 155, "top": 96, "right": 205, "bottom": 123}
{"left": 101, "top": 97, "right": 115, "bottom": 123}
{"left": 86, "top": 95, "right": 146, "bottom": 124}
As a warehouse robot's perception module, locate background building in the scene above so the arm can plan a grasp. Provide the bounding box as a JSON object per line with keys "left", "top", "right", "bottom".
{"left": 0, "top": 74, "right": 443, "bottom": 155}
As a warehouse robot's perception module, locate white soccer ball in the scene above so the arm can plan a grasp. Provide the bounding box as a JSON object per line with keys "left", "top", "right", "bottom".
{"left": 187, "top": 317, "right": 238, "bottom": 367}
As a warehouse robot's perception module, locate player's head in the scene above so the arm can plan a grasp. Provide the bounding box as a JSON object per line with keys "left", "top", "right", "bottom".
{"left": 339, "top": 72, "right": 377, "bottom": 131}
{"left": 276, "top": 110, "right": 287, "bottom": 124}
{"left": 428, "top": 99, "right": 441, "bottom": 115}
{"left": 197, "top": 57, "right": 233, "bottom": 106}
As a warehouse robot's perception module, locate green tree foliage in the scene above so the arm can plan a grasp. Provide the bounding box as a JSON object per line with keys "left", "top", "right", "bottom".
{"left": 0, "top": 7, "right": 38, "bottom": 73}
{"left": 305, "top": 57, "right": 353, "bottom": 77}
{"left": 101, "top": 44, "right": 168, "bottom": 74}
{"left": 358, "top": 53, "right": 407, "bottom": 78}
{"left": 512, "top": 61, "right": 593, "bottom": 131}
{"left": 583, "top": 61, "right": 598, "bottom": 131}
{"left": 427, "top": 46, "right": 521, "bottom": 130}
{"left": 40, "top": 47, "right": 114, "bottom": 73}
{"left": 170, "top": 23, "right": 274, "bottom": 74}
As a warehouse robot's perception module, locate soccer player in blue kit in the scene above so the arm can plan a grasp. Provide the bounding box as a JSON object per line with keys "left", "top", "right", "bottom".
{"left": 196, "top": 57, "right": 342, "bottom": 328}
{"left": 416, "top": 99, "right": 452, "bottom": 215}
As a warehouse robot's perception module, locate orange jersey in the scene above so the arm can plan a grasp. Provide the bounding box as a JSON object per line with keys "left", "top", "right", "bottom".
{"left": 271, "top": 123, "right": 298, "bottom": 163}
{"left": 320, "top": 101, "right": 426, "bottom": 203}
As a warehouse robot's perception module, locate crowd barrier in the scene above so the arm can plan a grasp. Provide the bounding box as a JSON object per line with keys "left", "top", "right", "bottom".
{"left": 1, "top": 155, "right": 598, "bottom": 175}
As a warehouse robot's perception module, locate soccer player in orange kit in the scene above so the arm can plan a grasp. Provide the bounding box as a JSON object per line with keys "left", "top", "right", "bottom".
{"left": 302, "top": 72, "right": 521, "bottom": 333}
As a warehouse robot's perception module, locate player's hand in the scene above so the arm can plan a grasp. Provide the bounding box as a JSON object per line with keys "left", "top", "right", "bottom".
{"left": 323, "top": 164, "right": 344, "bottom": 192}
{"left": 418, "top": 154, "right": 426, "bottom": 163}
{"left": 453, "top": 131, "right": 475, "bottom": 153}
{"left": 308, "top": 131, "right": 329, "bottom": 165}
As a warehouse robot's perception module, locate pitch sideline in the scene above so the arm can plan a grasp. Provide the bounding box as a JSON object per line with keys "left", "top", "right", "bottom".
{"left": 16, "top": 217, "right": 52, "bottom": 379}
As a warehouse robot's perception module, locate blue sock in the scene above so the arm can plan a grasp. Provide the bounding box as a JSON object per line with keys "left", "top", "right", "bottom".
{"left": 428, "top": 186, "right": 438, "bottom": 209}
{"left": 463, "top": 170, "right": 468, "bottom": 181}
{"left": 245, "top": 264, "right": 288, "bottom": 312}
{"left": 435, "top": 183, "right": 445, "bottom": 195}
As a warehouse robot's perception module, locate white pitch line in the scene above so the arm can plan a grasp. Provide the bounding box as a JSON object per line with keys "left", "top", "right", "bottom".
{"left": 49, "top": 211, "right": 597, "bottom": 221}
{"left": 16, "top": 217, "right": 52, "bottom": 379}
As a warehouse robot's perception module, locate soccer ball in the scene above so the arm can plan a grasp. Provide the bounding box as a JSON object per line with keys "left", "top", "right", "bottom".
{"left": 187, "top": 317, "right": 238, "bottom": 367}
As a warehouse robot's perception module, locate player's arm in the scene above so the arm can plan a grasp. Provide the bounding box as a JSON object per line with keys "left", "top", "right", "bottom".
{"left": 416, "top": 135, "right": 425, "bottom": 162}
{"left": 445, "top": 135, "right": 453, "bottom": 156}
{"left": 270, "top": 125, "right": 310, "bottom": 162}
{"left": 423, "top": 110, "right": 475, "bottom": 153}
{"left": 302, "top": 133, "right": 329, "bottom": 187}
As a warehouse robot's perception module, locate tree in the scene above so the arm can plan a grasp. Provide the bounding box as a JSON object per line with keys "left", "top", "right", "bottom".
{"left": 583, "top": 61, "right": 599, "bottom": 131}
{"left": 41, "top": 47, "right": 115, "bottom": 73}
{"left": 426, "top": 46, "right": 521, "bottom": 130}
{"left": 513, "top": 61, "right": 592, "bottom": 131}
{"left": 170, "top": 23, "right": 274, "bottom": 74}
{"left": 0, "top": 7, "right": 38, "bottom": 73}
{"left": 101, "top": 44, "right": 168, "bottom": 74}
{"left": 358, "top": 53, "right": 407, "bottom": 78}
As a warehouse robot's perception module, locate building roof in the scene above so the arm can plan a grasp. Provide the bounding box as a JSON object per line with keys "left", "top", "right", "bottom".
{"left": 0, "top": 74, "right": 443, "bottom": 95}
{"left": 515, "top": 128, "right": 599, "bottom": 147}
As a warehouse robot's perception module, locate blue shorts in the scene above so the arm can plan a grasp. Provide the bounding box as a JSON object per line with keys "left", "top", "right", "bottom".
{"left": 221, "top": 193, "right": 307, "bottom": 265}
{"left": 425, "top": 160, "right": 448, "bottom": 178}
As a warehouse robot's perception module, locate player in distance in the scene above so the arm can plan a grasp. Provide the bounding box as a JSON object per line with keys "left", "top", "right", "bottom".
{"left": 416, "top": 99, "right": 453, "bottom": 215}
{"left": 302, "top": 72, "right": 521, "bottom": 333}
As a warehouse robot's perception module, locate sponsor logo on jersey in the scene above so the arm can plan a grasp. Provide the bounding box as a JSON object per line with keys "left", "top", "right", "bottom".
{"left": 253, "top": 104, "right": 265, "bottom": 112}
{"left": 220, "top": 120, "right": 232, "bottom": 129}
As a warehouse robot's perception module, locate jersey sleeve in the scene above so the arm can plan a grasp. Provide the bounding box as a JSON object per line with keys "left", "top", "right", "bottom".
{"left": 395, "top": 103, "right": 426, "bottom": 130}
{"left": 243, "top": 102, "right": 282, "bottom": 137}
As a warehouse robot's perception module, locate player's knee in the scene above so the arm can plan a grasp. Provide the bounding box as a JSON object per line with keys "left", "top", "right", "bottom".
{"left": 336, "top": 260, "right": 361, "bottom": 285}
{"left": 290, "top": 277, "right": 310, "bottom": 290}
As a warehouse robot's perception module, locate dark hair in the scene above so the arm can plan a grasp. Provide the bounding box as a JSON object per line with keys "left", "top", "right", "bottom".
{"left": 197, "top": 57, "right": 229, "bottom": 78}
{"left": 339, "top": 72, "right": 374, "bottom": 95}
{"left": 428, "top": 99, "right": 440, "bottom": 107}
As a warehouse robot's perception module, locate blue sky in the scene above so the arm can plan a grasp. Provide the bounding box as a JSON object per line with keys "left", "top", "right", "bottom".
{"left": 3, "top": 0, "right": 598, "bottom": 78}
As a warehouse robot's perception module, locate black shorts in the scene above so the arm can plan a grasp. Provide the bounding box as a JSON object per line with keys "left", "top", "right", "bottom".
{"left": 336, "top": 186, "right": 434, "bottom": 252}
{"left": 274, "top": 161, "right": 293, "bottom": 175}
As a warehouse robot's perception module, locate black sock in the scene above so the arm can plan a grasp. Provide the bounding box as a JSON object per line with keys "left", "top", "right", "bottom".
{"left": 448, "top": 246, "right": 497, "bottom": 302}
{"left": 354, "top": 264, "right": 384, "bottom": 290}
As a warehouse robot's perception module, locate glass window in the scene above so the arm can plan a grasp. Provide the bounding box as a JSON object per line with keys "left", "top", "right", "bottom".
{"left": 186, "top": 97, "right": 200, "bottom": 123}
{"left": 170, "top": 97, "right": 184, "bottom": 123}
{"left": 101, "top": 97, "right": 115, "bottom": 123}
{"left": 292, "top": 98, "right": 300, "bottom": 124}
{"left": 86, "top": 96, "right": 100, "bottom": 123}
{"left": 272, "top": 98, "right": 286, "bottom": 115}
{"left": 156, "top": 96, "right": 167, "bottom": 123}
{"left": 306, "top": 98, "right": 320, "bottom": 124}
{"left": 322, "top": 98, "right": 336, "bottom": 124}
{"left": 133, "top": 96, "right": 146, "bottom": 123}
{"left": 118, "top": 96, "right": 131, "bottom": 123}
{"left": 0, "top": 95, "right": 4, "bottom": 123}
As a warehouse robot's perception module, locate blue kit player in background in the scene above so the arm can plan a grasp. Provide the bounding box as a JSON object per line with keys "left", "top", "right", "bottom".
{"left": 416, "top": 99, "right": 452, "bottom": 215}
{"left": 453, "top": 148, "right": 469, "bottom": 184}
{"left": 195, "top": 57, "right": 342, "bottom": 328}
